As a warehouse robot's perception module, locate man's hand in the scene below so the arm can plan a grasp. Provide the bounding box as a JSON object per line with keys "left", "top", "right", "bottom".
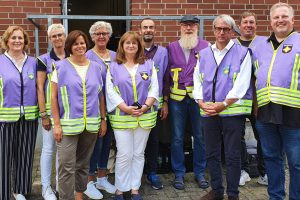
{"left": 160, "top": 102, "right": 168, "bottom": 120}
{"left": 42, "top": 117, "right": 51, "bottom": 131}
{"left": 53, "top": 126, "right": 63, "bottom": 143}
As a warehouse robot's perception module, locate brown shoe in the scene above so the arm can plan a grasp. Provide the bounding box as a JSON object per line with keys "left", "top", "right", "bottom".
{"left": 201, "top": 190, "right": 224, "bottom": 200}
{"left": 228, "top": 196, "right": 239, "bottom": 200}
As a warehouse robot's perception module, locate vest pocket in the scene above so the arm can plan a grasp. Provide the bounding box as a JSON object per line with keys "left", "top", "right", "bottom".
{"left": 60, "top": 86, "right": 70, "bottom": 119}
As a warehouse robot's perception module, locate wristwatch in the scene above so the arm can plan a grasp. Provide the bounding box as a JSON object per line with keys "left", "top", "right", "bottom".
{"left": 101, "top": 117, "right": 107, "bottom": 121}
{"left": 222, "top": 101, "right": 229, "bottom": 108}
{"left": 39, "top": 111, "right": 48, "bottom": 119}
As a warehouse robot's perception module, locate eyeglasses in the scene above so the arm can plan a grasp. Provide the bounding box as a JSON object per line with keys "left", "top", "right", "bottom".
{"left": 214, "top": 26, "right": 231, "bottom": 33}
{"left": 51, "top": 33, "right": 64, "bottom": 39}
{"left": 93, "top": 32, "right": 109, "bottom": 37}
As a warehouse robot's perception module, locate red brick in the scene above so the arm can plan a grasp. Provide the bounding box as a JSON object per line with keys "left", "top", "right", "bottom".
{"left": 0, "top": 1, "right": 18, "bottom": 6}
{"left": 35, "top": 2, "right": 45, "bottom": 7}
{"left": 182, "top": 4, "right": 198, "bottom": 9}
{"left": 149, "top": 3, "right": 165, "bottom": 9}
{"left": 187, "top": 0, "right": 203, "bottom": 3}
{"left": 9, "top": 13, "right": 27, "bottom": 18}
{"left": 230, "top": 4, "right": 246, "bottom": 10}
{"left": 18, "top": 1, "right": 35, "bottom": 7}
{"left": 132, "top": 9, "right": 145, "bottom": 15}
{"left": 145, "top": 9, "right": 161, "bottom": 15}
{"left": 0, "top": 19, "right": 13, "bottom": 24}
{"left": 178, "top": 9, "right": 186, "bottom": 15}
{"left": 45, "top": 1, "right": 60, "bottom": 7}
{"left": 198, "top": 4, "right": 214, "bottom": 9}
{"left": 161, "top": 9, "right": 178, "bottom": 15}
{"left": 13, "top": 7, "right": 22, "bottom": 12}
{"left": 163, "top": 0, "right": 179, "bottom": 3}
{"left": 162, "top": 31, "right": 178, "bottom": 36}
{"left": 166, "top": 4, "right": 181, "bottom": 9}
{"left": 218, "top": 9, "right": 234, "bottom": 15}
{"left": 215, "top": 4, "right": 230, "bottom": 10}
{"left": 0, "top": 7, "right": 12, "bottom": 12}
{"left": 146, "top": 0, "right": 162, "bottom": 2}
{"left": 23, "top": 7, "right": 41, "bottom": 13}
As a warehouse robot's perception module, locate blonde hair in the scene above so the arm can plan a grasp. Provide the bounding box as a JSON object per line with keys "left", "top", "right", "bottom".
{"left": 0, "top": 26, "right": 29, "bottom": 51}
{"left": 270, "top": 2, "right": 294, "bottom": 17}
{"left": 47, "top": 23, "right": 65, "bottom": 37}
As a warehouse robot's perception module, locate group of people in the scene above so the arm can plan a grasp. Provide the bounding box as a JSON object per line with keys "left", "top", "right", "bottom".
{"left": 0, "top": 2, "right": 299, "bottom": 200}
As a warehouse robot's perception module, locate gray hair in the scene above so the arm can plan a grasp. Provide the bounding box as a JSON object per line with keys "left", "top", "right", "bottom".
{"left": 213, "top": 14, "right": 236, "bottom": 29}
{"left": 89, "top": 21, "right": 113, "bottom": 37}
{"left": 47, "top": 23, "right": 65, "bottom": 37}
{"left": 270, "top": 2, "right": 294, "bottom": 18}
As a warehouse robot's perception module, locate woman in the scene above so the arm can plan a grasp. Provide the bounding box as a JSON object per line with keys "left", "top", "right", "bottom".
{"left": 0, "top": 26, "right": 39, "bottom": 200}
{"left": 37, "top": 23, "right": 68, "bottom": 200}
{"left": 106, "top": 31, "right": 158, "bottom": 200}
{"left": 84, "top": 21, "right": 116, "bottom": 199}
{"left": 51, "top": 30, "right": 106, "bottom": 200}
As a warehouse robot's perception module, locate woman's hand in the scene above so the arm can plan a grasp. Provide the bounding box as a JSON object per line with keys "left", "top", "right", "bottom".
{"left": 41, "top": 117, "right": 51, "bottom": 131}
{"left": 53, "top": 125, "right": 63, "bottom": 143}
{"left": 98, "top": 120, "right": 107, "bottom": 137}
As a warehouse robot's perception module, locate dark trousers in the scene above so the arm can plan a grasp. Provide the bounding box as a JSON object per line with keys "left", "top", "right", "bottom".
{"left": 203, "top": 115, "right": 244, "bottom": 197}
{"left": 241, "top": 114, "right": 266, "bottom": 176}
{"left": 0, "top": 117, "right": 38, "bottom": 200}
{"left": 144, "top": 113, "right": 160, "bottom": 174}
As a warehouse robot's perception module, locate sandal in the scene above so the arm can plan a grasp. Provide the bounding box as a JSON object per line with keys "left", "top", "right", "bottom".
{"left": 173, "top": 177, "right": 185, "bottom": 190}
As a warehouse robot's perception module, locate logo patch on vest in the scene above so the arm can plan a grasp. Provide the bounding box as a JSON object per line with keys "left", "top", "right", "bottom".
{"left": 140, "top": 72, "right": 149, "bottom": 80}
{"left": 28, "top": 73, "right": 34, "bottom": 80}
{"left": 223, "top": 66, "right": 230, "bottom": 75}
{"left": 282, "top": 44, "right": 292, "bottom": 53}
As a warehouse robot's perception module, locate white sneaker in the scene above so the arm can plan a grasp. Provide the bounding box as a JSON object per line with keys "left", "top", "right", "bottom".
{"left": 239, "top": 170, "right": 251, "bottom": 186}
{"left": 84, "top": 181, "right": 103, "bottom": 199}
{"left": 96, "top": 176, "right": 116, "bottom": 194}
{"left": 257, "top": 174, "right": 268, "bottom": 186}
{"left": 13, "top": 193, "right": 26, "bottom": 200}
{"left": 42, "top": 186, "right": 57, "bottom": 200}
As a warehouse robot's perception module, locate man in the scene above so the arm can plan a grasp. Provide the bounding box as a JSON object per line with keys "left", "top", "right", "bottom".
{"left": 193, "top": 14, "right": 252, "bottom": 200}
{"left": 166, "top": 15, "right": 209, "bottom": 190}
{"left": 253, "top": 3, "right": 300, "bottom": 200}
{"left": 139, "top": 18, "right": 168, "bottom": 190}
{"left": 233, "top": 11, "right": 268, "bottom": 186}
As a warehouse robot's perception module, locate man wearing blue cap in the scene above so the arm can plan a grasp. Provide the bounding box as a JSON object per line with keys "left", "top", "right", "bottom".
{"left": 166, "top": 15, "right": 209, "bottom": 190}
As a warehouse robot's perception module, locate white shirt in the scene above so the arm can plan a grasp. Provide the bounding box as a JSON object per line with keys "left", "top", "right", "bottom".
{"left": 5, "top": 51, "right": 28, "bottom": 73}
{"left": 106, "top": 62, "right": 159, "bottom": 113}
{"left": 193, "top": 39, "right": 252, "bottom": 104}
{"left": 51, "top": 60, "right": 89, "bottom": 83}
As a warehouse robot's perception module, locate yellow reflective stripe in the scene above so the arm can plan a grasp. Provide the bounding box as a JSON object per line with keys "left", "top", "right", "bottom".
{"left": 46, "top": 104, "right": 51, "bottom": 115}
{"left": 199, "top": 73, "right": 204, "bottom": 83}
{"left": 291, "top": 54, "right": 300, "bottom": 90}
{"left": 200, "top": 102, "right": 252, "bottom": 116}
{"left": 46, "top": 73, "right": 52, "bottom": 107}
{"left": 130, "top": 68, "right": 138, "bottom": 102}
{"left": 186, "top": 86, "right": 193, "bottom": 92}
{"left": 0, "top": 77, "right": 3, "bottom": 108}
{"left": 82, "top": 78, "right": 87, "bottom": 126}
{"left": 158, "top": 97, "right": 163, "bottom": 109}
{"left": 171, "top": 68, "right": 182, "bottom": 94}
{"left": 267, "top": 47, "right": 278, "bottom": 87}
{"left": 170, "top": 93, "right": 185, "bottom": 101}
{"left": 0, "top": 107, "right": 20, "bottom": 121}
{"left": 170, "top": 87, "right": 186, "bottom": 95}
{"left": 254, "top": 60, "right": 259, "bottom": 77}
{"left": 60, "top": 86, "right": 70, "bottom": 119}
{"left": 232, "top": 72, "right": 237, "bottom": 85}
{"left": 114, "top": 86, "right": 121, "bottom": 94}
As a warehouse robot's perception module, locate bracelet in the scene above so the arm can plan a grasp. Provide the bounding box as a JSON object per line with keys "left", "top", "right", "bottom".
{"left": 144, "top": 103, "right": 151, "bottom": 109}
{"left": 39, "top": 111, "right": 48, "bottom": 119}
{"left": 101, "top": 117, "right": 107, "bottom": 121}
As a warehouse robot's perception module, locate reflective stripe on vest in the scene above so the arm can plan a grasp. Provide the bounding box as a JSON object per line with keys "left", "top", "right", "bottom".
{"left": 158, "top": 97, "right": 163, "bottom": 109}
{"left": 109, "top": 109, "right": 157, "bottom": 130}
{"left": 170, "top": 68, "right": 194, "bottom": 101}
{"left": 46, "top": 73, "right": 52, "bottom": 115}
{"left": 200, "top": 100, "right": 252, "bottom": 116}
{"left": 256, "top": 53, "right": 300, "bottom": 108}
{"left": 0, "top": 105, "right": 38, "bottom": 122}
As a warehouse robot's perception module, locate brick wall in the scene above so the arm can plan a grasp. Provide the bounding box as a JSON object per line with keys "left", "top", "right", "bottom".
{"left": 0, "top": 0, "right": 61, "bottom": 55}
{"left": 0, "top": 0, "right": 299, "bottom": 54}
{"left": 131, "top": 0, "right": 300, "bottom": 46}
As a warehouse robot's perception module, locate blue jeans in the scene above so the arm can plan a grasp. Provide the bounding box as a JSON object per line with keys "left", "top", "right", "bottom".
{"left": 256, "top": 121, "right": 300, "bottom": 200}
{"left": 169, "top": 97, "right": 206, "bottom": 179}
{"left": 89, "top": 121, "right": 114, "bottom": 175}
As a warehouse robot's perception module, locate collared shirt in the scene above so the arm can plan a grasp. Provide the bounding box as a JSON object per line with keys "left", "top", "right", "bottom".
{"left": 106, "top": 62, "right": 159, "bottom": 113}
{"left": 5, "top": 51, "right": 28, "bottom": 72}
{"left": 37, "top": 48, "right": 69, "bottom": 71}
{"left": 193, "top": 39, "right": 252, "bottom": 103}
{"left": 257, "top": 30, "right": 300, "bottom": 127}
{"left": 144, "top": 44, "right": 158, "bottom": 60}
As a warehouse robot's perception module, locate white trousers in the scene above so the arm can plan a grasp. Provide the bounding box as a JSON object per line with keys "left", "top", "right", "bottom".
{"left": 114, "top": 127, "right": 150, "bottom": 191}
{"left": 40, "top": 126, "right": 58, "bottom": 190}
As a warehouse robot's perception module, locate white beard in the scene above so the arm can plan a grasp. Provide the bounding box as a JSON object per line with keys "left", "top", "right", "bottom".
{"left": 179, "top": 34, "right": 198, "bottom": 50}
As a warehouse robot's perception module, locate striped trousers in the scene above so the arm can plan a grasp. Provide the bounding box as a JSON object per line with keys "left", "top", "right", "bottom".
{"left": 0, "top": 117, "right": 38, "bottom": 200}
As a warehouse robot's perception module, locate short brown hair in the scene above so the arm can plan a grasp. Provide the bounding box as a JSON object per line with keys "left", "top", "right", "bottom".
{"left": 1, "top": 26, "right": 30, "bottom": 51}
{"left": 65, "top": 30, "right": 90, "bottom": 55}
{"left": 239, "top": 11, "right": 257, "bottom": 24}
{"left": 116, "top": 31, "right": 145, "bottom": 64}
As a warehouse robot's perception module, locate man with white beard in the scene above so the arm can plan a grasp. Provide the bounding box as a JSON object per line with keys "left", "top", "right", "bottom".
{"left": 166, "top": 15, "right": 209, "bottom": 190}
